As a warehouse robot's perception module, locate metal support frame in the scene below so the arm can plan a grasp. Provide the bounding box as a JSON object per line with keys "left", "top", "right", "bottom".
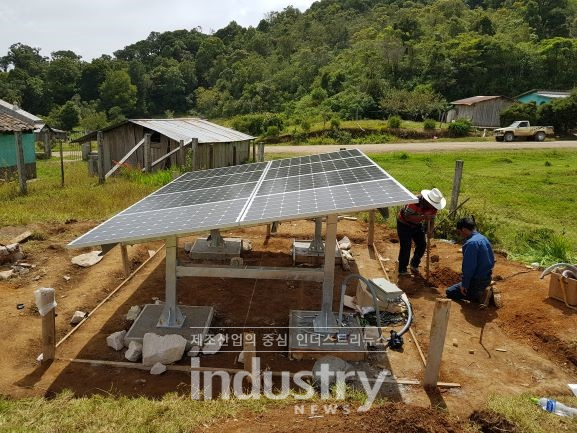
{"left": 157, "top": 236, "right": 186, "bottom": 328}
{"left": 207, "top": 229, "right": 225, "bottom": 248}
{"left": 308, "top": 217, "right": 324, "bottom": 253}
{"left": 313, "top": 214, "right": 338, "bottom": 333}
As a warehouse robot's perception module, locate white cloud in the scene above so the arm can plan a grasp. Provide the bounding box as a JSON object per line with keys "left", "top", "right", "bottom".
{"left": 0, "top": 0, "right": 316, "bottom": 60}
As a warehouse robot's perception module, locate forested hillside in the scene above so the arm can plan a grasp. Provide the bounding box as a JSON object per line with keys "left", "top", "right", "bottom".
{"left": 1, "top": 0, "right": 577, "bottom": 131}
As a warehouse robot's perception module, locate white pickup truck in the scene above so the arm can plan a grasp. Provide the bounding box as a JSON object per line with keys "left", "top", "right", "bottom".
{"left": 494, "top": 121, "right": 554, "bottom": 142}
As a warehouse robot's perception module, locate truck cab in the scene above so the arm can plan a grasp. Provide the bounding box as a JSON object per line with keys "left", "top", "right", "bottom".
{"left": 494, "top": 121, "right": 554, "bottom": 142}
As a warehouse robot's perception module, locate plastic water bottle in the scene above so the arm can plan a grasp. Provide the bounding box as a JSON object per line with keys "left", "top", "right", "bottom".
{"left": 532, "top": 397, "right": 577, "bottom": 417}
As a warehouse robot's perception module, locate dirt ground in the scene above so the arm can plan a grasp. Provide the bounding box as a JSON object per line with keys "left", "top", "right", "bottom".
{"left": 0, "top": 218, "right": 576, "bottom": 430}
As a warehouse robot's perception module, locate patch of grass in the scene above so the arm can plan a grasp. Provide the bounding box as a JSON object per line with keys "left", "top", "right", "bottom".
{"left": 509, "top": 228, "right": 575, "bottom": 266}
{"left": 369, "top": 149, "right": 577, "bottom": 262}
{"left": 487, "top": 393, "right": 577, "bottom": 433}
{"left": 0, "top": 160, "right": 160, "bottom": 225}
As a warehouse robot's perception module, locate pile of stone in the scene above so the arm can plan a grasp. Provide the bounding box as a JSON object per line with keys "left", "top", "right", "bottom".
{"left": 0, "top": 243, "right": 25, "bottom": 264}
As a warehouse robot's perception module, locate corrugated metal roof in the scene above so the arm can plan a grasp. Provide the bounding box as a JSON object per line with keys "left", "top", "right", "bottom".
{"left": 131, "top": 118, "right": 254, "bottom": 143}
{"left": 72, "top": 118, "right": 254, "bottom": 144}
{"left": 451, "top": 96, "right": 506, "bottom": 105}
{"left": 536, "top": 91, "right": 570, "bottom": 99}
{"left": 0, "top": 99, "right": 41, "bottom": 124}
{"left": 0, "top": 112, "right": 35, "bottom": 132}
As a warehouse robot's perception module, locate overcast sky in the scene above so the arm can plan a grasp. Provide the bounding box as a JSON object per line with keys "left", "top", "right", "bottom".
{"left": 0, "top": 0, "right": 316, "bottom": 61}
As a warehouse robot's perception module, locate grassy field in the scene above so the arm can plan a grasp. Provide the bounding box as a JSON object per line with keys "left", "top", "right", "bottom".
{"left": 1, "top": 148, "right": 575, "bottom": 263}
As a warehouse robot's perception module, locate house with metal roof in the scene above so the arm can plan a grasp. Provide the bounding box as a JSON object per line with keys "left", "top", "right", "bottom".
{"left": 515, "top": 89, "right": 571, "bottom": 105}
{"left": 0, "top": 112, "right": 36, "bottom": 180}
{"left": 446, "top": 96, "right": 514, "bottom": 128}
{"left": 72, "top": 118, "right": 255, "bottom": 176}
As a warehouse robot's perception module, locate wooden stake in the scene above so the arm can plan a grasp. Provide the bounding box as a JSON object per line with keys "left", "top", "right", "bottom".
{"left": 59, "top": 139, "right": 64, "bottom": 187}
{"left": 36, "top": 288, "right": 56, "bottom": 362}
{"left": 243, "top": 332, "right": 257, "bottom": 381}
{"left": 179, "top": 139, "right": 185, "bottom": 169}
{"left": 14, "top": 132, "right": 27, "bottom": 194}
{"left": 120, "top": 244, "right": 130, "bottom": 277}
{"left": 424, "top": 298, "right": 451, "bottom": 388}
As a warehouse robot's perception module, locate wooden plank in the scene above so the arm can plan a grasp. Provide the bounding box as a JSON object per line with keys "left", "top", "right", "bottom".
{"left": 176, "top": 265, "right": 324, "bottom": 281}
{"left": 9, "top": 231, "right": 33, "bottom": 244}
{"left": 144, "top": 133, "right": 151, "bottom": 173}
{"left": 149, "top": 140, "right": 190, "bottom": 169}
{"left": 106, "top": 137, "right": 145, "bottom": 178}
{"left": 424, "top": 298, "right": 452, "bottom": 388}
{"left": 368, "top": 209, "right": 375, "bottom": 245}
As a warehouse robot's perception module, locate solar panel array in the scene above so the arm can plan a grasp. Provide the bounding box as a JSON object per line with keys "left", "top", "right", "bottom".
{"left": 68, "top": 149, "right": 417, "bottom": 248}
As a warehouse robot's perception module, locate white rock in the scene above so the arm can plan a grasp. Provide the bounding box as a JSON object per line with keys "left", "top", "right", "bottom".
{"left": 341, "top": 250, "right": 354, "bottom": 261}
{"left": 148, "top": 250, "right": 156, "bottom": 258}
{"left": 63, "top": 275, "right": 71, "bottom": 281}
{"left": 0, "top": 246, "right": 8, "bottom": 256}
{"left": 202, "top": 333, "right": 224, "bottom": 355}
{"left": 150, "top": 362, "right": 167, "bottom": 375}
{"left": 0, "top": 269, "right": 14, "bottom": 280}
{"left": 338, "top": 236, "right": 352, "bottom": 250}
{"left": 187, "top": 345, "right": 200, "bottom": 357}
{"left": 125, "top": 341, "right": 143, "bottom": 362}
{"left": 71, "top": 251, "right": 103, "bottom": 267}
{"left": 142, "top": 333, "right": 187, "bottom": 366}
{"left": 241, "top": 240, "right": 253, "bottom": 252}
{"left": 106, "top": 330, "right": 127, "bottom": 351}
{"left": 70, "top": 310, "right": 86, "bottom": 325}
{"left": 125, "top": 305, "right": 142, "bottom": 321}
{"left": 6, "top": 243, "right": 20, "bottom": 253}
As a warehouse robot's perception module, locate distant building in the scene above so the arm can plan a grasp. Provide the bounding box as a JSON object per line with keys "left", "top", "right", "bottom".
{"left": 0, "top": 112, "right": 36, "bottom": 180}
{"left": 515, "top": 89, "right": 571, "bottom": 105}
{"left": 446, "top": 96, "right": 514, "bottom": 128}
{"left": 72, "top": 118, "right": 255, "bottom": 176}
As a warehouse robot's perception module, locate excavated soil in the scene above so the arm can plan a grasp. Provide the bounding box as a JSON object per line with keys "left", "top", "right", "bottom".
{"left": 1, "top": 219, "right": 576, "bottom": 429}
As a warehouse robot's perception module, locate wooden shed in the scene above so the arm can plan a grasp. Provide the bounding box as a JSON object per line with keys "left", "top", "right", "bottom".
{"left": 446, "top": 96, "right": 513, "bottom": 128}
{"left": 73, "top": 118, "right": 255, "bottom": 175}
{"left": 0, "top": 112, "right": 36, "bottom": 180}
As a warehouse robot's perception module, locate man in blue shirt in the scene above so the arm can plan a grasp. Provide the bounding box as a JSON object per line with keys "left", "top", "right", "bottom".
{"left": 446, "top": 217, "right": 495, "bottom": 303}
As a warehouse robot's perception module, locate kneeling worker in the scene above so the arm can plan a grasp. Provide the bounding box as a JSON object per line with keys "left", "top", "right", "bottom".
{"left": 446, "top": 217, "right": 495, "bottom": 303}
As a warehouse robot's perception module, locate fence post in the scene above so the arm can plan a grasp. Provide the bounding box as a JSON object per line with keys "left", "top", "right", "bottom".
{"left": 43, "top": 131, "right": 51, "bottom": 158}
{"left": 97, "top": 131, "right": 105, "bottom": 184}
{"left": 14, "top": 131, "right": 27, "bottom": 194}
{"left": 59, "top": 140, "right": 64, "bottom": 187}
{"left": 257, "top": 143, "right": 264, "bottom": 162}
{"left": 368, "top": 209, "right": 375, "bottom": 245}
{"left": 450, "top": 160, "right": 464, "bottom": 215}
{"left": 144, "top": 133, "right": 152, "bottom": 173}
{"left": 252, "top": 142, "right": 256, "bottom": 162}
{"left": 423, "top": 298, "right": 451, "bottom": 388}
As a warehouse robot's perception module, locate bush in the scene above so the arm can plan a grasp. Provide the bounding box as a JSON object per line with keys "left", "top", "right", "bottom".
{"left": 423, "top": 118, "right": 436, "bottom": 130}
{"left": 230, "top": 113, "right": 284, "bottom": 136}
{"left": 447, "top": 118, "right": 472, "bottom": 137}
{"left": 387, "top": 115, "right": 402, "bottom": 129}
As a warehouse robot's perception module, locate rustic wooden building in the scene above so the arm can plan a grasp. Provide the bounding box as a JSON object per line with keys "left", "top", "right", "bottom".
{"left": 0, "top": 112, "right": 36, "bottom": 180}
{"left": 446, "top": 96, "right": 513, "bottom": 127}
{"left": 73, "top": 118, "right": 255, "bottom": 175}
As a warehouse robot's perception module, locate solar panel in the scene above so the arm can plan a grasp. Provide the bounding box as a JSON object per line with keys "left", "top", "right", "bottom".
{"left": 68, "top": 149, "right": 417, "bottom": 248}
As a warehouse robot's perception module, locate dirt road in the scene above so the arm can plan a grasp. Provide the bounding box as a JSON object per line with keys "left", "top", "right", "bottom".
{"left": 265, "top": 140, "right": 577, "bottom": 155}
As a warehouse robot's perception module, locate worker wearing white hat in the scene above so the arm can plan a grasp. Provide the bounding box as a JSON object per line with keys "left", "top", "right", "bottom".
{"left": 396, "top": 188, "right": 446, "bottom": 276}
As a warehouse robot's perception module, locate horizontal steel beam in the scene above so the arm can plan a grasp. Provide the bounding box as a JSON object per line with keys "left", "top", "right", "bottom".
{"left": 176, "top": 265, "right": 324, "bottom": 281}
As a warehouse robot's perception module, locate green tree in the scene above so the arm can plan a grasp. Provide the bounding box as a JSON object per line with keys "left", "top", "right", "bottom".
{"left": 99, "top": 69, "right": 137, "bottom": 115}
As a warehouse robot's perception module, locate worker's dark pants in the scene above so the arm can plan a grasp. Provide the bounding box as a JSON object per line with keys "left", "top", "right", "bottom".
{"left": 446, "top": 278, "right": 492, "bottom": 303}
{"left": 396, "top": 221, "right": 426, "bottom": 273}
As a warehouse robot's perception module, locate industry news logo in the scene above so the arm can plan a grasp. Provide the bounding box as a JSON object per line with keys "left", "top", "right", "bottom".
{"left": 190, "top": 356, "right": 386, "bottom": 412}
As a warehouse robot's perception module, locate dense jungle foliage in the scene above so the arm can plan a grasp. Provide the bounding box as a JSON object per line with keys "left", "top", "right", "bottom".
{"left": 2, "top": 0, "right": 577, "bottom": 132}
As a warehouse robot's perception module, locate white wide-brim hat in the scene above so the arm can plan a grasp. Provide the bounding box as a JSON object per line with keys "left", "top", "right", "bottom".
{"left": 421, "top": 188, "right": 446, "bottom": 210}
